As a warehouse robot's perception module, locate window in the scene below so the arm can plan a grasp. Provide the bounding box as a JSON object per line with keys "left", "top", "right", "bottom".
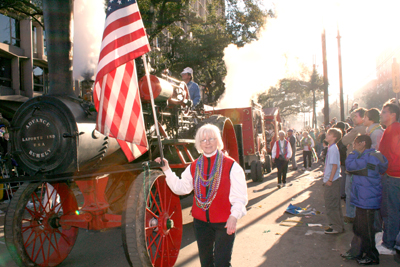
{"left": 43, "top": 30, "right": 47, "bottom": 56}
{"left": 33, "top": 65, "right": 48, "bottom": 92}
{"left": 0, "top": 57, "right": 12, "bottom": 88}
{"left": 32, "top": 25, "right": 37, "bottom": 54}
{"left": 0, "top": 14, "right": 20, "bottom": 47}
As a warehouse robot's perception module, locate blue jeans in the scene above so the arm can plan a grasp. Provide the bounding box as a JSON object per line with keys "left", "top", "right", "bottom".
{"left": 340, "top": 165, "right": 346, "bottom": 198}
{"left": 316, "top": 143, "right": 322, "bottom": 159}
{"left": 395, "top": 231, "right": 400, "bottom": 250}
{"left": 345, "top": 173, "right": 356, "bottom": 218}
{"left": 381, "top": 174, "right": 400, "bottom": 249}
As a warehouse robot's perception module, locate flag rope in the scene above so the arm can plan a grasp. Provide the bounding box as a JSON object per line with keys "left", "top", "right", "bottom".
{"left": 142, "top": 161, "right": 152, "bottom": 209}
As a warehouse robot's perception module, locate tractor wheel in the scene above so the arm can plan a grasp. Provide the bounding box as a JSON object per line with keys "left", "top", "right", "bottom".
{"left": 5, "top": 182, "right": 79, "bottom": 266}
{"left": 250, "top": 161, "right": 258, "bottom": 182}
{"left": 264, "top": 155, "right": 272, "bottom": 173}
{"left": 256, "top": 161, "right": 264, "bottom": 182}
{"left": 122, "top": 170, "right": 183, "bottom": 267}
{"left": 196, "top": 115, "right": 239, "bottom": 162}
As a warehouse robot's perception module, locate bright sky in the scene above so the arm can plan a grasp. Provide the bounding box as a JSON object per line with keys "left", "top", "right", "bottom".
{"left": 219, "top": 0, "right": 400, "bottom": 108}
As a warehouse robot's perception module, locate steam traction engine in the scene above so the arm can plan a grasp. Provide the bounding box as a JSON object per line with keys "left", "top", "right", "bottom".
{"left": 5, "top": 65, "right": 239, "bottom": 267}
{"left": 205, "top": 100, "right": 272, "bottom": 182}
{"left": 3, "top": 1, "right": 239, "bottom": 267}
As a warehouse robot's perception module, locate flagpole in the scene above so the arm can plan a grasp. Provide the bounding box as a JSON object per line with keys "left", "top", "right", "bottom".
{"left": 142, "top": 54, "right": 164, "bottom": 163}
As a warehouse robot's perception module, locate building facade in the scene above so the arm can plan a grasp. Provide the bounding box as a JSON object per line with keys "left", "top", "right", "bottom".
{"left": 0, "top": 12, "right": 48, "bottom": 99}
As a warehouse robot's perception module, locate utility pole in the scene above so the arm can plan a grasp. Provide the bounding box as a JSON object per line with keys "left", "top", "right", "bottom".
{"left": 337, "top": 26, "right": 344, "bottom": 121}
{"left": 322, "top": 28, "right": 329, "bottom": 126}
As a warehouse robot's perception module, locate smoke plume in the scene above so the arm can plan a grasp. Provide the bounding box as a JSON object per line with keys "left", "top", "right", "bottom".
{"left": 73, "top": 0, "right": 105, "bottom": 81}
{"left": 218, "top": 0, "right": 400, "bottom": 110}
{"left": 217, "top": 1, "right": 322, "bottom": 108}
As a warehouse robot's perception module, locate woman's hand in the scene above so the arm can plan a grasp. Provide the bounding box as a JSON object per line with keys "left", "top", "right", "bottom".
{"left": 154, "top": 157, "right": 170, "bottom": 172}
{"left": 225, "top": 216, "right": 237, "bottom": 235}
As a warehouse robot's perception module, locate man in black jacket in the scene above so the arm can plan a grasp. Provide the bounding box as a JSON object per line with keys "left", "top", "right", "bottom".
{"left": 287, "top": 129, "right": 297, "bottom": 170}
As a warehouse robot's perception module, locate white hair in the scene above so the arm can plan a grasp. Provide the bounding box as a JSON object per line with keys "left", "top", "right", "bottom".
{"left": 195, "top": 124, "right": 224, "bottom": 153}
{"left": 278, "top": 130, "right": 286, "bottom": 136}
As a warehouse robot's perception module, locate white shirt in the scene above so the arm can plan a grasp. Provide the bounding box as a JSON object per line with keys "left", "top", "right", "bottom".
{"left": 164, "top": 150, "right": 248, "bottom": 220}
{"left": 301, "top": 137, "right": 315, "bottom": 151}
{"left": 323, "top": 144, "right": 341, "bottom": 183}
{"left": 271, "top": 139, "right": 293, "bottom": 159}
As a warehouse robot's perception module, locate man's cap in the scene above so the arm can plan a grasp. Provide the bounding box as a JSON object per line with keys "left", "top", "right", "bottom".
{"left": 181, "top": 67, "right": 193, "bottom": 75}
{"left": 0, "top": 124, "right": 5, "bottom": 128}
{"left": 288, "top": 129, "right": 293, "bottom": 132}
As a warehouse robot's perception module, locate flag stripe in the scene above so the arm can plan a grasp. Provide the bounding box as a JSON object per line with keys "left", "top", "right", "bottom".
{"left": 96, "top": 37, "right": 149, "bottom": 82}
{"left": 100, "top": 25, "right": 145, "bottom": 64}
{"left": 102, "top": 11, "right": 141, "bottom": 44}
{"left": 110, "top": 62, "right": 132, "bottom": 138}
{"left": 104, "top": 1, "right": 139, "bottom": 31}
{"left": 95, "top": 1, "right": 149, "bottom": 83}
{"left": 94, "top": 0, "right": 150, "bottom": 162}
{"left": 99, "top": 27, "right": 146, "bottom": 64}
{"left": 104, "top": 65, "right": 123, "bottom": 134}
{"left": 118, "top": 62, "right": 137, "bottom": 139}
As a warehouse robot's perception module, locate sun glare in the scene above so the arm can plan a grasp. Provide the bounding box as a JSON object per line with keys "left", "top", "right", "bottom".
{"left": 219, "top": 0, "right": 400, "bottom": 109}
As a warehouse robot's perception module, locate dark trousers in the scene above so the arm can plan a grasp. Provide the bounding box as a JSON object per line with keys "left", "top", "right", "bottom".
{"left": 348, "top": 207, "right": 379, "bottom": 262}
{"left": 193, "top": 218, "right": 235, "bottom": 267}
{"left": 303, "top": 151, "right": 312, "bottom": 168}
{"left": 340, "top": 165, "right": 346, "bottom": 198}
{"left": 381, "top": 174, "right": 400, "bottom": 249}
{"left": 275, "top": 158, "right": 288, "bottom": 184}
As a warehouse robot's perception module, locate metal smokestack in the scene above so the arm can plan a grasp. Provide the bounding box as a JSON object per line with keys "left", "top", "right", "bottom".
{"left": 42, "top": 0, "right": 74, "bottom": 96}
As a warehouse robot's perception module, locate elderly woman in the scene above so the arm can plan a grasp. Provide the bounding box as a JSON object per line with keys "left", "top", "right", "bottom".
{"left": 271, "top": 130, "right": 292, "bottom": 188}
{"left": 155, "top": 124, "right": 248, "bottom": 267}
{"left": 300, "top": 131, "right": 315, "bottom": 171}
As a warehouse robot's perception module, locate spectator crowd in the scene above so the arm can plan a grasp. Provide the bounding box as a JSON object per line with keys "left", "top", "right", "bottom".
{"left": 280, "top": 99, "right": 400, "bottom": 265}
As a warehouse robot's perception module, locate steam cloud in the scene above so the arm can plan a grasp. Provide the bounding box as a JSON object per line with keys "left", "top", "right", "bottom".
{"left": 218, "top": 0, "right": 400, "bottom": 110}
{"left": 217, "top": 1, "right": 322, "bottom": 109}
{"left": 73, "top": 0, "right": 105, "bottom": 81}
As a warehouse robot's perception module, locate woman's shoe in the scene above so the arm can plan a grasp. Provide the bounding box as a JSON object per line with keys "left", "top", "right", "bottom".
{"left": 356, "top": 257, "right": 379, "bottom": 265}
{"left": 340, "top": 252, "right": 359, "bottom": 260}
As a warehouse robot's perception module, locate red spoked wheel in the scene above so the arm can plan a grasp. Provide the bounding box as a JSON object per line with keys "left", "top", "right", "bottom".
{"left": 122, "top": 170, "right": 183, "bottom": 267}
{"left": 5, "top": 182, "right": 79, "bottom": 266}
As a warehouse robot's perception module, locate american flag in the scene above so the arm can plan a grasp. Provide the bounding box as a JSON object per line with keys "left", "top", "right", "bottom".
{"left": 94, "top": 0, "right": 150, "bottom": 161}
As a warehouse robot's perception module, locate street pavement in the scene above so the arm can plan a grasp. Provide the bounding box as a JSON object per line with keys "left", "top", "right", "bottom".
{"left": 0, "top": 150, "right": 398, "bottom": 267}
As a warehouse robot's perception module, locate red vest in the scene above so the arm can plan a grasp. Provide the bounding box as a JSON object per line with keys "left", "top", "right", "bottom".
{"left": 190, "top": 152, "right": 235, "bottom": 223}
{"left": 275, "top": 140, "right": 289, "bottom": 159}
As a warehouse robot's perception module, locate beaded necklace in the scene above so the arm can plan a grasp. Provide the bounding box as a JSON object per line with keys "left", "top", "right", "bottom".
{"left": 194, "top": 150, "right": 224, "bottom": 211}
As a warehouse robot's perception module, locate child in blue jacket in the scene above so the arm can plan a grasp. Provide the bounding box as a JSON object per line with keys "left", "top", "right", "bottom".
{"left": 341, "top": 135, "right": 388, "bottom": 265}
